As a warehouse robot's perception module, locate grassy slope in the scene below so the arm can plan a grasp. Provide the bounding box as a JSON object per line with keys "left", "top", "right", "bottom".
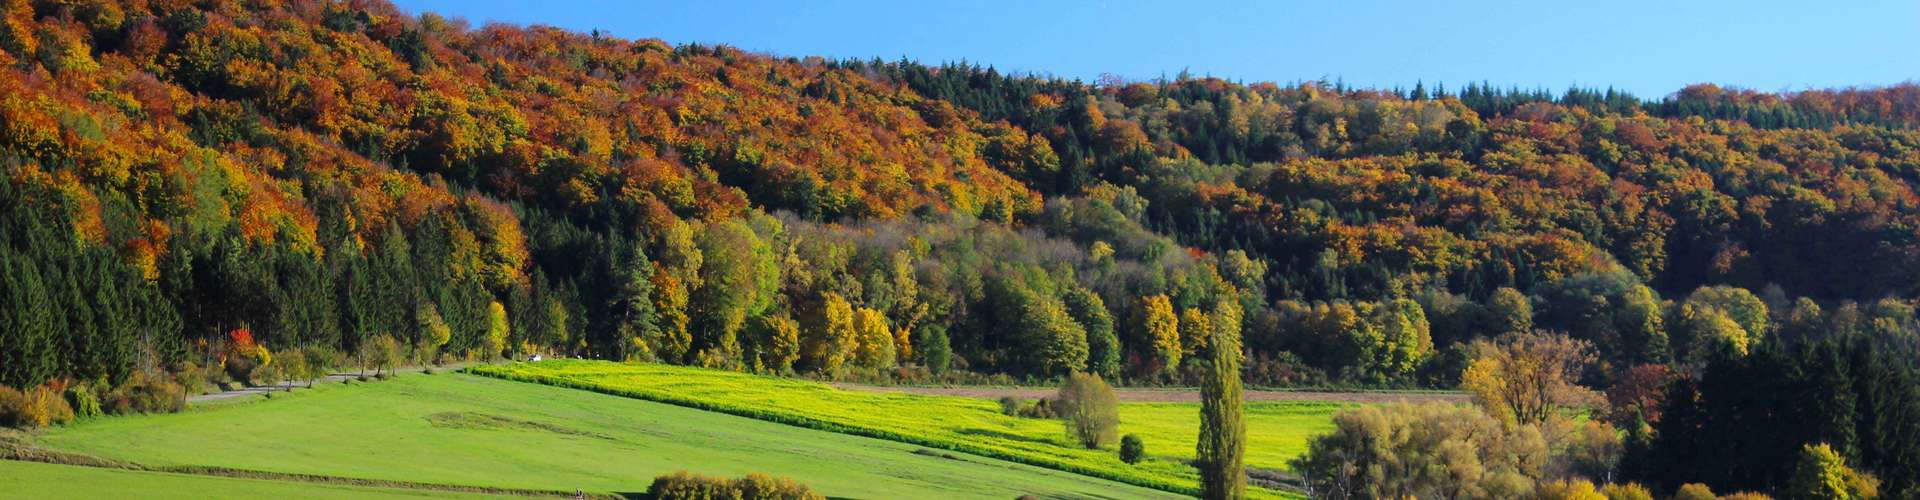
{"left": 31, "top": 373, "right": 1176, "bottom": 500}
{"left": 0, "top": 460, "right": 488, "bottom": 499}
{"left": 473, "top": 360, "right": 1349, "bottom": 498}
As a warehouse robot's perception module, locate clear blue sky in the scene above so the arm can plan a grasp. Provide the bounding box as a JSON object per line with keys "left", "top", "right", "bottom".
{"left": 389, "top": 0, "right": 1918, "bottom": 98}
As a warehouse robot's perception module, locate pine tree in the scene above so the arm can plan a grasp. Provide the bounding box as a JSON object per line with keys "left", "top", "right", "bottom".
{"left": 611, "top": 241, "right": 659, "bottom": 359}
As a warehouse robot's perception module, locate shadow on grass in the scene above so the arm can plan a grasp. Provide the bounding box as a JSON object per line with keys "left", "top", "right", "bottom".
{"left": 954, "top": 427, "right": 1062, "bottom": 446}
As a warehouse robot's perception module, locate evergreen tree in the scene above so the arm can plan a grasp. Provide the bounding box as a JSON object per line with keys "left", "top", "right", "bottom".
{"left": 611, "top": 241, "right": 660, "bottom": 359}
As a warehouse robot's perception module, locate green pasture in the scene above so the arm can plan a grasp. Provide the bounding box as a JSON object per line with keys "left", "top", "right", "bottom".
{"left": 27, "top": 372, "right": 1177, "bottom": 499}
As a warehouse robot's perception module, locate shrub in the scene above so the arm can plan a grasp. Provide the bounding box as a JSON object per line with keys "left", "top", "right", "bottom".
{"left": 1017, "top": 397, "right": 1058, "bottom": 419}
{"left": 1672, "top": 483, "right": 1716, "bottom": 500}
{"left": 224, "top": 329, "right": 272, "bottom": 384}
{"left": 0, "top": 385, "right": 29, "bottom": 428}
{"left": 105, "top": 371, "right": 186, "bottom": 415}
{"left": 731, "top": 472, "right": 822, "bottom": 499}
{"left": 65, "top": 383, "right": 103, "bottom": 419}
{"left": 360, "top": 334, "right": 403, "bottom": 376}
{"left": 1292, "top": 403, "right": 1545, "bottom": 500}
{"left": 1119, "top": 434, "right": 1145, "bottom": 464}
{"left": 277, "top": 349, "right": 310, "bottom": 388}
{"left": 1, "top": 384, "right": 75, "bottom": 428}
{"left": 36, "top": 385, "right": 76, "bottom": 426}
{"left": 644, "top": 470, "right": 823, "bottom": 500}
{"left": 1531, "top": 479, "right": 1605, "bottom": 500}
{"left": 303, "top": 347, "right": 342, "bottom": 385}
{"left": 646, "top": 471, "right": 730, "bottom": 499}
{"left": 1598, "top": 482, "right": 1654, "bottom": 500}
{"left": 999, "top": 396, "right": 1023, "bottom": 416}
{"left": 1056, "top": 372, "right": 1119, "bottom": 449}
{"left": 250, "top": 357, "right": 284, "bottom": 389}
{"left": 174, "top": 361, "right": 210, "bottom": 395}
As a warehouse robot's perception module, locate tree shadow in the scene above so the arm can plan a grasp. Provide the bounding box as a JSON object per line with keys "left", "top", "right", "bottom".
{"left": 953, "top": 427, "right": 1060, "bottom": 446}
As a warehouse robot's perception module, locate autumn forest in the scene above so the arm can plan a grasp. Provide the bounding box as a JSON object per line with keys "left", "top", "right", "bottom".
{"left": 1, "top": 1, "right": 1918, "bottom": 499}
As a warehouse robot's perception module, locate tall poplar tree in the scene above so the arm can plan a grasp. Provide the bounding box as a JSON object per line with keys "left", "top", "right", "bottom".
{"left": 1197, "top": 300, "right": 1246, "bottom": 499}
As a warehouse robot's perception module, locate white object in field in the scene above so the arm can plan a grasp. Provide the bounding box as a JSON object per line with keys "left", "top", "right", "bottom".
{"left": 530, "top": 354, "right": 544, "bottom": 362}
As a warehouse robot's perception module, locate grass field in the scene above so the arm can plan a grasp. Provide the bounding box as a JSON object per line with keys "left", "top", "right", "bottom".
{"left": 471, "top": 360, "right": 1355, "bottom": 498}
{"left": 25, "top": 372, "right": 1180, "bottom": 499}
{"left": 0, "top": 460, "right": 491, "bottom": 499}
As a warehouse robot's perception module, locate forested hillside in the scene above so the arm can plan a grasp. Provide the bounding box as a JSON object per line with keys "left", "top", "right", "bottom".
{"left": 2, "top": 0, "right": 1918, "bottom": 494}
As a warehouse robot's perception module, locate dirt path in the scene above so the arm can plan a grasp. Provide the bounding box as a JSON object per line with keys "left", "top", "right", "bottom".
{"left": 186, "top": 364, "right": 476, "bottom": 404}
{"left": 833, "top": 383, "right": 1470, "bottom": 404}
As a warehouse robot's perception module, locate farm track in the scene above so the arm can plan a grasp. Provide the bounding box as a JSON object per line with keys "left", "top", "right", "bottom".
{"left": 186, "top": 363, "right": 479, "bottom": 404}
{"left": 833, "top": 383, "right": 1471, "bottom": 404}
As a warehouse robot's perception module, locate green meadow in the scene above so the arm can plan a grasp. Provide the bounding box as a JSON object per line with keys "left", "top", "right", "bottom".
{"left": 24, "top": 372, "right": 1179, "bottom": 499}
{"left": 473, "top": 360, "right": 1354, "bottom": 498}
{"left": 0, "top": 460, "right": 491, "bottom": 499}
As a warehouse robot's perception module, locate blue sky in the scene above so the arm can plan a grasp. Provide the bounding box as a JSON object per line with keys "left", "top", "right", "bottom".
{"left": 389, "top": 0, "right": 1918, "bottom": 98}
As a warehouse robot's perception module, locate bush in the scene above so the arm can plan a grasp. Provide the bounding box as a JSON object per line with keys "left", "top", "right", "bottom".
{"left": 646, "top": 471, "right": 730, "bottom": 499}
{"left": 36, "top": 385, "right": 76, "bottom": 426}
{"left": 224, "top": 329, "right": 272, "bottom": 385}
{"left": 644, "top": 470, "right": 823, "bottom": 500}
{"left": 65, "top": 383, "right": 103, "bottom": 419}
{"left": 303, "top": 347, "right": 342, "bottom": 385}
{"left": 1056, "top": 372, "right": 1119, "bottom": 449}
{"left": 1531, "top": 479, "right": 1605, "bottom": 499}
{"left": 1672, "top": 483, "right": 1716, "bottom": 500}
{"left": 0, "top": 384, "right": 75, "bottom": 428}
{"left": 174, "top": 361, "right": 210, "bottom": 395}
{"left": 361, "top": 334, "right": 403, "bottom": 376}
{"left": 0, "top": 385, "right": 29, "bottom": 428}
{"left": 250, "top": 357, "right": 284, "bottom": 389}
{"left": 277, "top": 349, "right": 311, "bottom": 388}
{"left": 1016, "top": 397, "right": 1058, "bottom": 419}
{"left": 1119, "top": 434, "right": 1145, "bottom": 464}
{"left": 999, "top": 396, "right": 1023, "bottom": 416}
{"left": 731, "top": 472, "right": 822, "bottom": 500}
{"left": 1598, "top": 482, "right": 1654, "bottom": 500}
{"left": 1292, "top": 403, "right": 1544, "bottom": 500}
{"left": 105, "top": 371, "right": 186, "bottom": 415}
